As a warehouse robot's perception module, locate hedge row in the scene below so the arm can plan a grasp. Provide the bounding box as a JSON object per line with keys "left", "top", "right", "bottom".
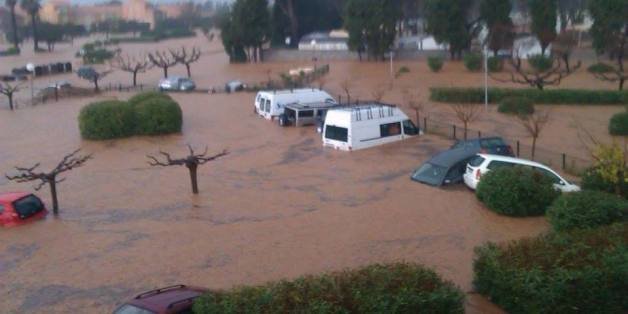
{"left": 547, "top": 190, "right": 628, "bottom": 232}
{"left": 609, "top": 111, "right": 628, "bottom": 135}
{"left": 430, "top": 87, "right": 628, "bottom": 105}
{"left": 193, "top": 263, "right": 465, "bottom": 314}
{"left": 473, "top": 223, "right": 628, "bottom": 314}
{"left": 79, "top": 92, "right": 181, "bottom": 140}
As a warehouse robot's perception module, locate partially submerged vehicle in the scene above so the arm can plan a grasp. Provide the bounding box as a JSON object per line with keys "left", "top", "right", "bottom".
{"left": 158, "top": 77, "right": 196, "bottom": 92}
{"left": 254, "top": 88, "right": 335, "bottom": 120}
{"left": 0, "top": 192, "right": 48, "bottom": 227}
{"left": 451, "top": 137, "right": 514, "bottom": 157}
{"left": 113, "top": 285, "right": 208, "bottom": 314}
{"left": 411, "top": 147, "right": 479, "bottom": 186}
{"left": 322, "top": 102, "right": 419, "bottom": 151}
{"left": 278, "top": 100, "right": 339, "bottom": 127}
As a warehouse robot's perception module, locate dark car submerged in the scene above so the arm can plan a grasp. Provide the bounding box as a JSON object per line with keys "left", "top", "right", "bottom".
{"left": 411, "top": 147, "right": 479, "bottom": 186}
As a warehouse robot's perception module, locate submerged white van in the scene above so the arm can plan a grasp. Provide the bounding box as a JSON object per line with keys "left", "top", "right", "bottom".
{"left": 254, "top": 88, "right": 335, "bottom": 120}
{"left": 322, "top": 103, "right": 419, "bottom": 151}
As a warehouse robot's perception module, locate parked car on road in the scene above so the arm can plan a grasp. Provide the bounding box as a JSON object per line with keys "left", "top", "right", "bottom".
{"left": 463, "top": 154, "right": 581, "bottom": 192}
{"left": 411, "top": 147, "right": 479, "bottom": 186}
{"left": 159, "top": 77, "right": 196, "bottom": 92}
{"left": 113, "top": 285, "right": 208, "bottom": 314}
{"left": 225, "top": 80, "right": 245, "bottom": 93}
{"left": 450, "top": 137, "right": 514, "bottom": 157}
{"left": 0, "top": 192, "right": 48, "bottom": 227}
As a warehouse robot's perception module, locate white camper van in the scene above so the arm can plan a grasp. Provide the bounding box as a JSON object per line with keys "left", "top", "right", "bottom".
{"left": 322, "top": 103, "right": 419, "bottom": 151}
{"left": 254, "top": 88, "right": 335, "bottom": 120}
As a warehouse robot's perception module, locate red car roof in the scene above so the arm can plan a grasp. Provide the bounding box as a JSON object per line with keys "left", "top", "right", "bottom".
{"left": 0, "top": 192, "right": 32, "bottom": 203}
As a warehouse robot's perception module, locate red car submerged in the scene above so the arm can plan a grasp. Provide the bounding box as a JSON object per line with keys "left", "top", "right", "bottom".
{"left": 0, "top": 192, "right": 48, "bottom": 227}
{"left": 114, "top": 285, "right": 208, "bottom": 314}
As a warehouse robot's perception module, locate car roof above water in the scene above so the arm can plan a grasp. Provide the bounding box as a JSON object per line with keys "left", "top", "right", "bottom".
{"left": 428, "top": 147, "right": 479, "bottom": 168}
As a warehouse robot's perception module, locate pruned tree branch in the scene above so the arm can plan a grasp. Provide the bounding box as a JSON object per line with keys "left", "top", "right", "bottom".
{"left": 0, "top": 81, "right": 23, "bottom": 110}
{"left": 111, "top": 54, "right": 152, "bottom": 87}
{"left": 490, "top": 56, "right": 581, "bottom": 90}
{"left": 148, "top": 50, "right": 178, "bottom": 78}
{"left": 172, "top": 46, "right": 201, "bottom": 78}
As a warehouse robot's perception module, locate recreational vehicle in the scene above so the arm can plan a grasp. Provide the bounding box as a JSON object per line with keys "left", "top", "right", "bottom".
{"left": 322, "top": 103, "right": 419, "bottom": 151}
{"left": 279, "top": 101, "right": 340, "bottom": 127}
{"left": 254, "top": 89, "right": 335, "bottom": 120}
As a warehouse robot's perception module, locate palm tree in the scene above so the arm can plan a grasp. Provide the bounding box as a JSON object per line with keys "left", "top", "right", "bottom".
{"left": 20, "top": 0, "right": 40, "bottom": 52}
{"left": 5, "top": 0, "right": 19, "bottom": 50}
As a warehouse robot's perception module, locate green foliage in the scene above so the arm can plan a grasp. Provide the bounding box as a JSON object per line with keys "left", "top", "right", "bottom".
{"left": 588, "top": 0, "right": 627, "bottom": 56}
{"left": 480, "top": 0, "right": 514, "bottom": 55}
{"left": 219, "top": 0, "right": 270, "bottom": 63}
{"left": 547, "top": 190, "right": 628, "bottom": 232}
{"left": 498, "top": 97, "right": 535, "bottom": 115}
{"left": 79, "top": 92, "right": 182, "bottom": 140}
{"left": 588, "top": 62, "right": 616, "bottom": 74}
{"left": 0, "top": 47, "right": 20, "bottom": 56}
{"left": 79, "top": 41, "right": 116, "bottom": 64}
{"left": 610, "top": 111, "right": 628, "bottom": 135}
{"left": 270, "top": 0, "right": 343, "bottom": 47}
{"left": 79, "top": 100, "right": 136, "bottom": 140}
{"left": 487, "top": 56, "right": 502, "bottom": 72}
{"left": 430, "top": 87, "right": 628, "bottom": 105}
{"left": 424, "top": 0, "right": 474, "bottom": 59}
{"left": 528, "top": 0, "right": 558, "bottom": 53}
{"left": 527, "top": 54, "right": 553, "bottom": 72}
{"left": 582, "top": 166, "right": 628, "bottom": 197}
{"left": 193, "top": 263, "right": 465, "bottom": 314}
{"left": 473, "top": 223, "right": 628, "bottom": 314}
{"left": 131, "top": 97, "right": 182, "bottom": 135}
{"left": 345, "top": 0, "right": 401, "bottom": 60}
{"left": 427, "top": 56, "right": 444, "bottom": 72}
{"left": 476, "top": 166, "right": 560, "bottom": 216}
{"left": 463, "top": 53, "right": 482, "bottom": 71}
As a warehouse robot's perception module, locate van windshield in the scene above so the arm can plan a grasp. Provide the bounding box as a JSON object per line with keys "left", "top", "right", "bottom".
{"left": 13, "top": 195, "right": 44, "bottom": 219}
{"left": 325, "top": 125, "right": 348, "bottom": 142}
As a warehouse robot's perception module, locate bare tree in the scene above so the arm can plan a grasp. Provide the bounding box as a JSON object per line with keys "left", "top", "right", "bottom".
{"left": 450, "top": 103, "right": 482, "bottom": 140}
{"left": 490, "top": 57, "right": 581, "bottom": 90}
{"left": 340, "top": 78, "right": 353, "bottom": 104}
{"left": 148, "top": 50, "right": 178, "bottom": 78}
{"left": 77, "top": 67, "right": 111, "bottom": 92}
{"left": 314, "top": 76, "right": 327, "bottom": 90}
{"left": 590, "top": 64, "right": 627, "bottom": 91}
{"left": 403, "top": 90, "right": 425, "bottom": 129}
{"left": 172, "top": 46, "right": 201, "bottom": 78}
{"left": 147, "top": 145, "right": 228, "bottom": 194}
{"left": 371, "top": 86, "right": 387, "bottom": 102}
{"left": 0, "top": 82, "right": 22, "bottom": 110}
{"left": 5, "top": 149, "right": 92, "bottom": 214}
{"left": 111, "top": 54, "right": 152, "bottom": 87}
{"left": 517, "top": 110, "right": 551, "bottom": 160}
{"left": 551, "top": 30, "right": 578, "bottom": 72}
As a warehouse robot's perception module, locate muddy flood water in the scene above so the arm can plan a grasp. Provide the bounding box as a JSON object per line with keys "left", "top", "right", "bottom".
{"left": 0, "top": 34, "right": 622, "bottom": 313}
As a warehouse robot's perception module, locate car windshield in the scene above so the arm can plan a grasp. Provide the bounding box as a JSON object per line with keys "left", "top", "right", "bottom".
{"left": 468, "top": 156, "right": 485, "bottom": 167}
{"left": 114, "top": 304, "right": 155, "bottom": 314}
{"left": 411, "top": 163, "right": 448, "bottom": 186}
{"left": 12, "top": 195, "right": 44, "bottom": 219}
{"left": 480, "top": 138, "right": 506, "bottom": 148}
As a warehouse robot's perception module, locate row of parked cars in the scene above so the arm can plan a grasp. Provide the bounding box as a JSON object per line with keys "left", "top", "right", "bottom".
{"left": 411, "top": 137, "right": 580, "bottom": 192}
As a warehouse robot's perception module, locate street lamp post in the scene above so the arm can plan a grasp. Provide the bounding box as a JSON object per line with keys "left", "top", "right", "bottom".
{"left": 389, "top": 50, "right": 394, "bottom": 80}
{"left": 311, "top": 39, "right": 317, "bottom": 70}
{"left": 26, "top": 63, "right": 35, "bottom": 104}
{"left": 483, "top": 45, "right": 489, "bottom": 111}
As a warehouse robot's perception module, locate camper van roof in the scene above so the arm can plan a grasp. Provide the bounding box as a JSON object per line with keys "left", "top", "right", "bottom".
{"left": 332, "top": 102, "right": 397, "bottom": 112}
{"left": 259, "top": 88, "right": 323, "bottom": 95}
{"left": 285, "top": 100, "right": 339, "bottom": 110}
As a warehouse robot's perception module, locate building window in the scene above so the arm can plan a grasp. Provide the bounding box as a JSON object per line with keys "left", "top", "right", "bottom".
{"left": 380, "top": 122, "right": 401, "bottom": 137}
{"left": 325, "top": 125, "right": 348, "bottom": 142}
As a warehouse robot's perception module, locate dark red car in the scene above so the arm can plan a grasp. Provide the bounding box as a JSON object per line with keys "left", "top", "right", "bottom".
{"left": 0, "top": 192, "right": 48, "bottom": 227}
{"left": 113, "top": 285, "right": 208, "bottom": 314}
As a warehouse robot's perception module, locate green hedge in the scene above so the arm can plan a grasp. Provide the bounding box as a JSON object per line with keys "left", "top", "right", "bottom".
{"left": 487, "top": 57, "right": 502, "bottom": 72}
{"left": 428, "top": 56, "right": 444, "bottom": 72}
{"left": 79, "top": 92, "right": 182, "bottom": 140}
{"left": 609, "top": 111, "right": 628, "bottom": 135}
{"left": 79, "top": 100, "right": 136, "bottom": 140}
{"left": 582, "top": 167, "right": 628, "bottom": 197}
{"left": 498, "top": 97, "right": 535, "bottom": 115}
{"left": 547, "top": 190, "right": 628, "bottom": 232}
{"left": 473, "top": 223, "right": 628, "bottom": 314}
{"left": 476, "top": 167, "right": 560, "bottom": 216}
{"left": 464, "top": 53, "right": 482, "bottom": 72}
{"left": 193, "top": 263, "right": 465, "bottom": 314}
{"left": 430, "top": 87, "right": 628, "bottom": 105}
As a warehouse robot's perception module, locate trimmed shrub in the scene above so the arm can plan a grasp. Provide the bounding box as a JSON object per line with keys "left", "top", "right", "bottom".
{"left": 428, "top": 56, "right": 444, "bottom": 72}
{"left": 79, "top": 100, "right": 136, "bottom": 140}
{"left": 547, "top": 190, "right": 628, "bottom": 232}
{"left": 473, "top": 223, "right": 628, "bottom": 314}
{"left": 463, "top": 53, "right": 482, "bottom": 72}
{"left": 476, "top": 166, "right": 560, "bottom": 216}
{"left": 131, "top": 97, "right": 182, "bottom": 135}
{"left": 487, "top": 57, "right": 502, "bottom": 72}
{"left": 497, "top": 97, "right": 535, "bottom": 115}
{"left": 128, "top": 91, "right": 173, "bottom": 105}
{"left": 193, "top": 263, "right": 465, "bottom": 314}
{"left": 609, "top": 111, "right": 628, "bottom": 135}
{"left": 582, "top": 167, "right": 628, "bottom": 197}
{"left": 527, "top": 54, "right": 552, "bottom": 72}
{"left": 588, "top": 62, "right": 615, "bottom": 74}
{"left": 430, "top": 87, "right": 628, "bottom": 105}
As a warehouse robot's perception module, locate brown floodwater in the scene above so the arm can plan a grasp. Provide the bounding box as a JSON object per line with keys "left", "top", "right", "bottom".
{"left": 0, "top": 34, "right": 619, "bottom": 313}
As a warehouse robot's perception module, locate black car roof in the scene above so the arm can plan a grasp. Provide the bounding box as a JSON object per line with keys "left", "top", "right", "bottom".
{"left": 428, "top": 147, "right": 479, "bottom": 167}
{"left": 456, "top": 136, "right": 502, "bottom": 144}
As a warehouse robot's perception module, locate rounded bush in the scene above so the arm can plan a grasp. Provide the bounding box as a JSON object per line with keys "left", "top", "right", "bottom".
{"left": 476, "top": 166, "right": 561, "bottom": 216}
{"left": 132, "top": 97, "right": 182, "bottom": 135}
{"left": 527, "top": 54, "right": 552, "bottom": 72}
{"left": 498, "top": 97, "right": 535, "bottom": 115}
{"left": 464, "top": 53, "right": 482, "bottom": 72}
{"left": 128, "top": 91, "right": 173, "bottom": 105}
{"left": 588, "top": 62, "right": 615, "bottom": 74}
{"left": 487, "top": 57, "right": 503, "bottom": 72}
{"left": 79, "top": 100, "right": 136, "bottom": 140}
{"left": 427, "top": 56, "right": 444, "bottom": 72}
{"left": 547, "top": 190, "right": 628, "bottom": 232}
{"left": 609, "top": 111, "right": 628, "bottom": 135}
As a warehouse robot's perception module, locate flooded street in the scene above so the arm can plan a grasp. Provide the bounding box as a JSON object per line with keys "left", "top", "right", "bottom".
{"left": 0, "top": 34, "right": 619, "bottom": 313}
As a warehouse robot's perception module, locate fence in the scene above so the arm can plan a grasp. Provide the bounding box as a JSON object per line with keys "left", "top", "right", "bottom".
{"left": 420, "top": 116, "right": 593, "bottom": 176}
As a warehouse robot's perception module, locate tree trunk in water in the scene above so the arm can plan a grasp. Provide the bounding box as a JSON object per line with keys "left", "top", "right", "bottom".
{"left": 185, "top": 64, "right": 191, "bottom": 78}
{"left": 50, "top": 180, "right": 59, "bottom": 215}
{"left": 163, "top": 67, "right": 168, "bottom": 78}
{"left": 188, "top": 164, "right": 199, "bottom": 194}
{"left": 10, "top": 7, "right": 19, "bottom": 50}
{"left": 258, "top": 45, "right": 264, "bottom": 62}
{"left": 620, "top": 78, "right": 625, "bottom": 91}
{"left": 562, "top": 54, "right": 570, "bottom": 72}
{"left": 464, "top": 122, "right": 468, "bottom": 140}
{"left": 531, "top": 137, "right": 537, "bottom": 160}
{"left": 31, "top": 14, "right": 38, "bottom": 51}
{"left": 8, "top": 94, "right": 14, "bottom": 111}
{"left": 132, "top": 72, "right": 137, "bottom": 87}
{"left": 94, "top": 79, "right": 99, "bottom": 92}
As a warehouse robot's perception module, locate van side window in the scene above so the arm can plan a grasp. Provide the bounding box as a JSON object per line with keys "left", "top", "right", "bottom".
{"left": 325, "top": 125, "right": 348, "bottom": 142}
{"left": 402, "top": 120, "right": 418, "bottom": 135}
{"left": 487, "top": 160, "right": 513, "bottom": 170}
{"left": 265, "top": 100, "right": 271, "bottom": 112}
{"left": 380, "top": 122, "right": 402, "bottom": 137}
{"left": 299, "top": 110, "right": 314, "bottom": 118}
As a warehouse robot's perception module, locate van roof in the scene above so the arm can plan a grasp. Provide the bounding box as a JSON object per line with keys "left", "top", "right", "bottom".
{"left": 326, "top": 102, "right": 406, "bottom": 122}
{"left": 258, "top": 88, "right": 325, "bottom": 95}
{"left": 285, "top": 100, "right": 339, "bottom": 110}
{"left": 477, "top": 153, "right": 550, "bottom": 169}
